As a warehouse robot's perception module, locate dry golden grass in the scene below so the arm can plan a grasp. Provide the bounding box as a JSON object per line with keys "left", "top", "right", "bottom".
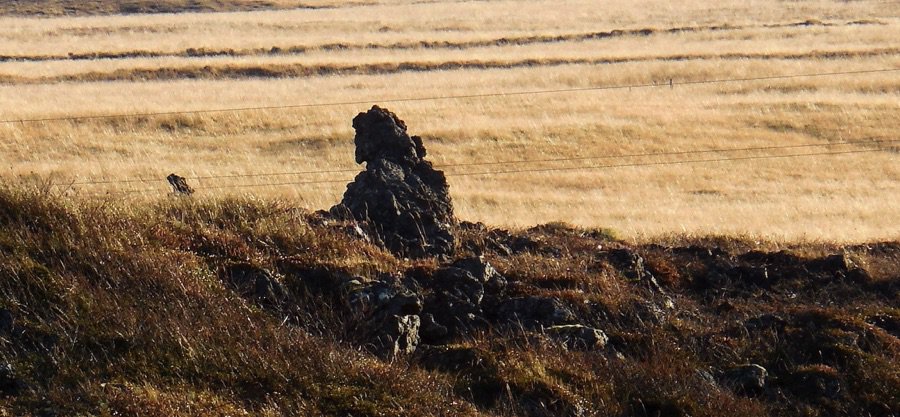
{"left": 0, "top": 0, "right": 373, "bottom": 17}
{"left": 0, "top": 0, "right": 898, "bottom": 242}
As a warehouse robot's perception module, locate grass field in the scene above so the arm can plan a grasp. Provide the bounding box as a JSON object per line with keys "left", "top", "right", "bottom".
{"left": 1, "top": 3, "right": 899, "bottom": 417}
{"left": 0, "top": 0, "right": 898, "bottom": 242}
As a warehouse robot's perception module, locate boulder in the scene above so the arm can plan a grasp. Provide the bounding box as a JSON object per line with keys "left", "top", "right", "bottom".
{"left": 785, "top": 365, "right": 843, "bottom": 400}
{"left": 607, "top": 248, "right": 663, "bottom": 292}
{"left": 432, "top": 267, "right": 484, "bottom": 305}
{"left": 496, "top": 296, "right": 576, "bottom": 328}
{"left": 451, "top": 256, "right": 508, "bottom": 293}
{"left": 722, "top": 364, "right": 768, "bottom": 394}
{"left": 546, "top": 325, "right": 608, "bottom": 350}
{"left": 332, "top": 105, "right": 455, "bottom": 259}
{"left": 343, "top": 279, "right": 423, "bottom": 358}
{"left": 369, "top": 314, "right": 421, "bottom": 360}
{"left": 347, "top": 280, "right": 423, "bottom": 318}
{"left": 218, "top": 264, "right": 287, "bottom": 308}
{"left": 419, "top": 313, "right": 449, "bottom": 343}
{"left": 423, "top": 267, "right": 487, "bottom": 342}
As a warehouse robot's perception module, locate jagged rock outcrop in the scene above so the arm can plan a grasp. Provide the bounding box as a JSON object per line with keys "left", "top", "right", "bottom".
{"left": 331, "top": 105, "right": 455, "bottom": 259}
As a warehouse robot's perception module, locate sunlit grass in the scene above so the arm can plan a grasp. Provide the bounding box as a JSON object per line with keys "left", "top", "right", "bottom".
{"left": 0, "top": 0, "right": 897, "bottom": 242}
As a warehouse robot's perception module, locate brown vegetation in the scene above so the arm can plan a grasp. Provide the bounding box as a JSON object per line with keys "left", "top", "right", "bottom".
{"left": 0, "top": 187, "right": 897, "bottom": 416}
{"left": 0, "top": 1, "right": 897, "bottom": 416}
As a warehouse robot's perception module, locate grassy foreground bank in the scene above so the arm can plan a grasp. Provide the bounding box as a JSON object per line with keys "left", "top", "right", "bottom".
{"left": 0, "top": 187, "right": 898, "bottom": 416}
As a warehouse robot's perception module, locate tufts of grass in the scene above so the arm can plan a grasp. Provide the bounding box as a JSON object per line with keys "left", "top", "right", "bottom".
{"left": 0, "top": 187, "right": 476, "bottom": 416}
{"left": 0, "top": 186, "right": 897, "bottom": 416}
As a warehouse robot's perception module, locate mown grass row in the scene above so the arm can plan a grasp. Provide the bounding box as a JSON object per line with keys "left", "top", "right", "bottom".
{"left": 2, "top": 47, "right": 896, "bottom": 85}
{"left": 1, "top": 19, "right": 881, "bottom": 63}
{"left": 0, "top": 0, "right": 342, "bottom": 17}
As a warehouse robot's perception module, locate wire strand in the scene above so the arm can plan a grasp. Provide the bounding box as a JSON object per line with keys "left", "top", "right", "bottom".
{"left": 2, "top": 67, "right": 896, "bottom": 125}
{"left": 55, "top": 138, "right": 898, "bottom": 186}
{"left": 83, "top": 146, "right": 890, "bottom": 197}
{"left": 449, "top": 147, "right": 886, "bottom": 177}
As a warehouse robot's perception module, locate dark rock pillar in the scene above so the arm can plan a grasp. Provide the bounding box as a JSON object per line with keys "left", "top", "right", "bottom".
{"left": 332, "top": 105, "right": 456, "bottom": 258}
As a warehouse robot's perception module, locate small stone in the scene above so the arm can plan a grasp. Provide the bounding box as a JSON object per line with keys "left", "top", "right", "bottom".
{"left": 723, "top": 364, "right": 768, "bottom": 394}
{"left": 546, "top": 325, "right": 608, "bottom": 350}
{"left": 451, "top": 256, "right": 507, "bottom": 292}
{"left": 371, "top": 315, "right": 421, "bottom": 360}
{"left": 433, "top": 267, "right": 484, "bottom": 305}
{"left": 424, "top": 268, "right": 486, "bottom": 340}
{"left": 0, "top": 363, "right": 24, "bottom": 397}
{"left": 496, "top": 296, "right": 576, "bottom": 327}
{"left": 219, "top": 264, "right": 287, "bottom": 308}
{"left": 787, "top": 365, "right": 842, "bottom": 400}
{"left": 339, "top": 278, "right": 364, "bottom": 292}
{"left": 419, "top": 313, "right": 449, "bottom": 344}
{"left": 0, "top": 309, "right": 12, "bottom": 335}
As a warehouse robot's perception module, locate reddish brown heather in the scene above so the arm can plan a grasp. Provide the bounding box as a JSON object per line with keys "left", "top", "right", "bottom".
{"left": 0, "top": 186, "right": 897, "bottom": 416}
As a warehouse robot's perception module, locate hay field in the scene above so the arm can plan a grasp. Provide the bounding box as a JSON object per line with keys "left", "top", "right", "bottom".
{"left": 0, "top": 0, "right": 897, "bottom": 242}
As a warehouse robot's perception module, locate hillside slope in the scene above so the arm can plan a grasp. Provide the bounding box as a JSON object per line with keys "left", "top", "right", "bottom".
{"left": 0, "top": 188, "right": 897, "bottom": 416}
